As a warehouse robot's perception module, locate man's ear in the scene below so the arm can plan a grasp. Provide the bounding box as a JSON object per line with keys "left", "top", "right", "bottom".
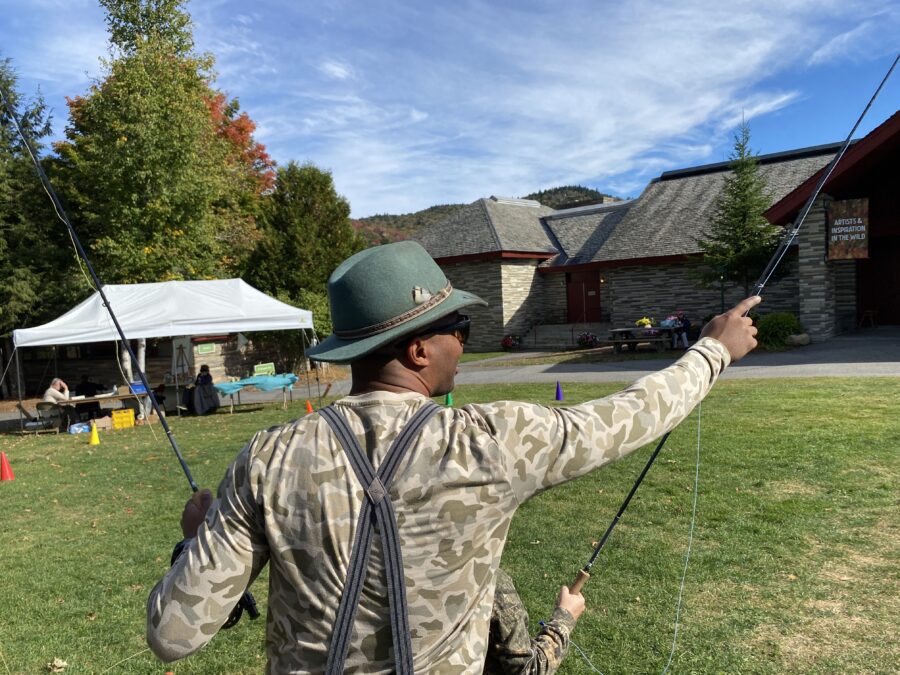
{"left": 403, "top": 336, "right": 431, "bottom": 368}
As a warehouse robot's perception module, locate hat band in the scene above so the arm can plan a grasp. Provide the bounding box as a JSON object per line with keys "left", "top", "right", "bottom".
{"left": 334, "top": 282, "right": 453, "bottom": 339}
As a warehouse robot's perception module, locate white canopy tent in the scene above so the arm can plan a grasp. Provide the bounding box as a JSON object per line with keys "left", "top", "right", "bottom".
{"left": 13, "top": 279, "right": 313, "bottom": 347}
{"left": 9, "top": 279, "right": 315, "bottom": 428}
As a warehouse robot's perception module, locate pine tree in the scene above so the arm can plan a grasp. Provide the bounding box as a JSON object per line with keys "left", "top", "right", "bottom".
{"left": 696, "top": 122, "right": 781, "bottom": 296}
{"left": 0, "top": 57, "right": 78, "bottom": 335}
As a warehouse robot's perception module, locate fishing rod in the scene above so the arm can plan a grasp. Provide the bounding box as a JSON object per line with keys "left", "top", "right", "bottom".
{"left": 1, "top": 85, "right": 259, "bottom": 627}
{"left": 569, "top": 52, "right": 898, "bottom": 595}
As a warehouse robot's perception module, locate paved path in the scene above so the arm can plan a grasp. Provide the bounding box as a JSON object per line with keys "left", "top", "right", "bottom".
{"left": 320, "top": 327, "right": 900, "bottom": 396}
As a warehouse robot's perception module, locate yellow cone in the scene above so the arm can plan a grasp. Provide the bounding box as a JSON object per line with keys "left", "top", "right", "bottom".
{"left": 89, "top": 420, "right": 100, "bottom": 446}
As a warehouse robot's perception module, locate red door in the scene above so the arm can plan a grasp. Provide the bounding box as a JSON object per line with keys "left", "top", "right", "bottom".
{"left": 566, "top": 271, "right": 602, "bottom": 322}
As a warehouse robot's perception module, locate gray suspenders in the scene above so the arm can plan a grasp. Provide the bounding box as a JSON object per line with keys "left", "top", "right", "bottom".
{"left": 319, "top": 402, "right": 440, "bottom": 674}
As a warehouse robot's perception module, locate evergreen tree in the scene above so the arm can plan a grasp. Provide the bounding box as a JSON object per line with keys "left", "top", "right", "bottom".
{"left": 696, "top": 122, "right": 782, "bottom": 296}
{"left": 0, "top": 58, "right": 79, "bottom": 335}
{"left": 247, "top": 162, "right": 365, "bottom": 299}
{"left": 244, "top": 162, "right": 364, "bottom": 363}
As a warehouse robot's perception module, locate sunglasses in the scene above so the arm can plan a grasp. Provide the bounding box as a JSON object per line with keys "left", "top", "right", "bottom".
{"left": 416, "top": 314, "right": 471, "bottom": 346}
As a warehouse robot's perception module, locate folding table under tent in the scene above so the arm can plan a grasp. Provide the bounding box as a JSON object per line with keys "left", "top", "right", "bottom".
{"left": 11, "top": 279, "right": 314, "bottom": 428}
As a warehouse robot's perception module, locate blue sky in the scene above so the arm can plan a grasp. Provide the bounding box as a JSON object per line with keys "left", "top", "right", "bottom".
{"left": 1, "top": 0, "right": 897, "bottom": 217}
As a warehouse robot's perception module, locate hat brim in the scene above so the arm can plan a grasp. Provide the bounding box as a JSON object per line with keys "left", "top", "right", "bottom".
{"left": 307, "top": 288, "right": 487, "bottom": 363}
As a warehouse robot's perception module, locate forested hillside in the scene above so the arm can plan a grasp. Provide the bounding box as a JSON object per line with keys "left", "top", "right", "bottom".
{"left": 522, "top": 185, "right": 617, "bottom": 209}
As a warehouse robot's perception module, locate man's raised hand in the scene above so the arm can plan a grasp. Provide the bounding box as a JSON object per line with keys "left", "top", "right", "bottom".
{"left": 699, "top": 296, "right": 761, "bottom": 362}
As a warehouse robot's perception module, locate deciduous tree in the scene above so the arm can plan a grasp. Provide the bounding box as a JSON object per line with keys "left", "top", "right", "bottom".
{"left": 55, "top": 0, "right": 268, "bottom": 282}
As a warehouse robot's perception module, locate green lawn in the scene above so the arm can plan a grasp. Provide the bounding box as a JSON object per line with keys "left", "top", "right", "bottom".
{"left": 0, "top": 379, "right": 897, "bottom": 673}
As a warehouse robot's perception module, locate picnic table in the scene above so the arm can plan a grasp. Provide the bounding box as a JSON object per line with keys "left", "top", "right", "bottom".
{"left": 214, "top": 374, "right": 299, "bottom": 412}
{"left": 609, "top": 327, "right": 676, "bottom": 353}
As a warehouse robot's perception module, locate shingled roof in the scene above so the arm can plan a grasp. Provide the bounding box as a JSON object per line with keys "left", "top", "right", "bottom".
{"left": 541, "top": 201, "right": 633, "bottom": 266}
{"left": 593, "top": 143, "right": 841, "bottom": 263}
{"left": 416, "top": 142, "right": 842, "bottom": 267}
{"left": 415, "top": 196, "right": 556, "bottom": 259}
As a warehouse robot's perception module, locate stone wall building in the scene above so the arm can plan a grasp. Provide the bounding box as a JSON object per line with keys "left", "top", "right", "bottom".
{"left": 415, "top": 111, "right": 899, "bottom": 349}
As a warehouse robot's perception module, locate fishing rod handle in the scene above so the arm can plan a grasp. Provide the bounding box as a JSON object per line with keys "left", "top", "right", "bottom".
{"left": 570, "top": 568, "right": 590, "bottom": 594}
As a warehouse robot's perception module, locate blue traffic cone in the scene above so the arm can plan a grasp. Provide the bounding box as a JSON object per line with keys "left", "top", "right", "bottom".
{"left": 555, "top": 381, "right": 564, "bottom": 401}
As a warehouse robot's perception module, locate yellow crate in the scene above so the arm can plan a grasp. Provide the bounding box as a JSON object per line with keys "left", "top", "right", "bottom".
{"left": 112, "top": 408, "right": 135, "bottom": 430}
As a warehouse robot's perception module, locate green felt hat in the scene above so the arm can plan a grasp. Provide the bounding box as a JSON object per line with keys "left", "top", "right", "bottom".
{"left": 307, "top": 241, "right": 487, "bottom": 363}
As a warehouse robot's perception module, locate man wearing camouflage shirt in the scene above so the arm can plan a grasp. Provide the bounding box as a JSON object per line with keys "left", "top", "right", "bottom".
{"left": 484, "top": 568, "right": 584, "bottom": 674}
{"left": 147, "top": 241, "right": 760, "bottom": 673}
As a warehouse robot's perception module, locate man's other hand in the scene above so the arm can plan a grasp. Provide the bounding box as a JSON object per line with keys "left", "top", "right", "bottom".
{"left": 557, "top": 585, "right": 585, "bottom": 621}
{"left": 180, "top": 488, "right": 213, "bottom": 538}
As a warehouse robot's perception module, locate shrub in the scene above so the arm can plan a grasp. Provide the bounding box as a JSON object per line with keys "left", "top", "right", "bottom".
{"left": 756, "top": 312, "right": 802, "bottom": 350}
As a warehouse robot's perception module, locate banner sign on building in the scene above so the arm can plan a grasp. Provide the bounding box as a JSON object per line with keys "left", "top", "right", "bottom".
{"left": 827, "top": 198, "right": 869, "bottom": 260}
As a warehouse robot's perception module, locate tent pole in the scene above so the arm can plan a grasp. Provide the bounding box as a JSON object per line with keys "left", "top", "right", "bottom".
{"left": 302, "top": 330, "right": 312, "bottom": 399}
{"left": 16, "top": 348, "right": 24, "bottom": 432}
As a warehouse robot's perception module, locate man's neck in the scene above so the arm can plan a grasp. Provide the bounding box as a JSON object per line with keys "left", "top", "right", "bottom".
{"left": 349, "top": 361, "right": 432, "bottom": 397}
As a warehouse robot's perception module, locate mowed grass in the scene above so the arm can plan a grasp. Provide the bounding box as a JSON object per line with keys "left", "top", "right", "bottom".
{"left": 0, "top": 378, "right": 898, "bottom": 674}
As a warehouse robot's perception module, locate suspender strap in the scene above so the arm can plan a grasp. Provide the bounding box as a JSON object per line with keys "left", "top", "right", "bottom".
{"left": 320, "top": 402, "right": 441, "bottom": 674}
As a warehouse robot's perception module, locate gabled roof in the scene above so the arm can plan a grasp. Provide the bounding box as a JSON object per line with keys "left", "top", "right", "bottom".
{"left": 541, "top": 201, "right": 633, "bottom": 266}
{"left": 416, "top": 137, "right": 863, "bottom": 269}
{"left": 595, "top": 145, "right": 838, "bottom": 263}
{"left": 415, "top": 196, "right": 556, "bottom": 260}
{"left": 766, "top": 110, "right": 900, "bottom": 225}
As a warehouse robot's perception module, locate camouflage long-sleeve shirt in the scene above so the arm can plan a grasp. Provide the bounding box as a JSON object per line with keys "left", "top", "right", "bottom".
{"left": 147, "top": 338, "right": 730, "bottom": 673}
{"left": 483, "top": 569, "right": 577, "bottom": 675}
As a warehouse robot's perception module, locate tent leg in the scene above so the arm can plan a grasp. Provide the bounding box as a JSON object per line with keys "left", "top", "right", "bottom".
{"left": 16, "top": 348, "right": 24, "bottom": 433}
{"left": 302, "top": 330, "right": 312, "bottom": 399}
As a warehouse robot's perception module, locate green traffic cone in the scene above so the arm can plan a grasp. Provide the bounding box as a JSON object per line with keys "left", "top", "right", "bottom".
{"left": 445, "top": 392, "right": 454, "bottom": 406}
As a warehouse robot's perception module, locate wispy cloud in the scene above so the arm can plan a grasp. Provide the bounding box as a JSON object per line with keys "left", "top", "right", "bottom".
{"left": 807, "top": 19, "right": 881, "bottom": 66}
{"left": 2, "top": 0, "right": 896, "bottom": 216}
{"left": 318, "top": 59, "right": 354, "bottom": 81}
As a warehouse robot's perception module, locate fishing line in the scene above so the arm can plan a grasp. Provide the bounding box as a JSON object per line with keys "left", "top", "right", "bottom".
{"left": 661, "top": 402, "right": 702, "bottom": 674}
{"left": 0, "top": 346, "right": 18, "bottom": 390}
{"left": 572, "top": 404, "right": 702, "bottom": 675}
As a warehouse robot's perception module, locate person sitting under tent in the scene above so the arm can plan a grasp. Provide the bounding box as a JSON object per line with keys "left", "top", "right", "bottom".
{"left": 42, "top": 378, "right": 78, "bottom": 428}
{"left": 181, "top": 365, "right": 219, "bottom": 415}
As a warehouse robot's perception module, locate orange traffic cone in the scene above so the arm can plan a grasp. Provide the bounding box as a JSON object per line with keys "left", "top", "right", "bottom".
{"left": 0, "top": 451, "right": 14, "bottom": 481}
{"left": 305, "top": 400, "right": 314, "bottom": 414}
{"left": 89, "top": 420, "right": 100, "bottom": 446}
